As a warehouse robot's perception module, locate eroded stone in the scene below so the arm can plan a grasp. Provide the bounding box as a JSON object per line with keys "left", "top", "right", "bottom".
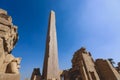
{"left": 0, "top": 8, "right": 21, "bottom": 80}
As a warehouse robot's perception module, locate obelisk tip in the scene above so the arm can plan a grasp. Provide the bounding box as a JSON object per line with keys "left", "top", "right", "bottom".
{"left": 50, "top": 10, "right": 55, "bottom": 14}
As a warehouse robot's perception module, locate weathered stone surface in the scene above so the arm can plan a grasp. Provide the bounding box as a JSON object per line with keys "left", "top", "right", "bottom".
{"left": 61, "top": 48, "right": 120, "bottom": 80}
{"left": 0, "top": 38, "right": 5, "bottom": 69}
{"left": 0, "top": 9, "right": 7, "bottom": 15}
{"left": 6, "top": 58, "right": 21, "bottom": 74}
{"left": 31, "top": 68, "right": 41, "bottom": 80}
{"left": 0, "top": 54, "right": 14, "bottom": 73}
{"left": 0, "top": 17, "right": 12, "bottom": 26}
{"left": 42, "top": 10, "right": 60, "bottom": 80}
{"left": 0, "top": 73, "right": 20, "bottom": 80}
{"left": 0, "top": 8, "right": 21, "bottom": 80}
{"left": 32, "top": 10, "right": 120, "bottom": 80}
{"left": 116, "top": 62, "right": 120, "bottom": 74}
{"left": 95, "top": 59, "right": 120, "bottom": 80}
{"left": 61, "top": 47, "right": 100, "bottom": 80}
{"left": 0, "top": 9, "right": 12, "bottom": 26}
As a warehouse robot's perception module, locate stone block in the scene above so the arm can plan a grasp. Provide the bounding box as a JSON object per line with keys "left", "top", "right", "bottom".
{"left": 0, "top": 73, "right": 20, "bottom": 80}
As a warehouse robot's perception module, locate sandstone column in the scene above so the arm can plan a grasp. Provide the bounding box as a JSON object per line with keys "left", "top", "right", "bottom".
{"left": 42, "top": 10, "right": 60, "bottom": 80}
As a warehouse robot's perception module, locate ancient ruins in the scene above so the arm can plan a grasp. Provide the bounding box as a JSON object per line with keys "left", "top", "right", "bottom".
{"left": 0, "top": 8, "right": 120, "bottom": 80}
{"left": 31, "top": 11, "right": 120, "bottom": 80}
{"left": 0, "top": 9, "right": 21, "bottom": 80}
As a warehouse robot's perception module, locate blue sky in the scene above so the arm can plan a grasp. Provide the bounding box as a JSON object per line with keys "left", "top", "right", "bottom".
{"left": 0, "top": 0, "right": 120, "bottom": 80}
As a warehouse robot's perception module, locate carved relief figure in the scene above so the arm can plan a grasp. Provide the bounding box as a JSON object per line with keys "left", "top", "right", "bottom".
{"left": 0, "top": 9, "right": 21, "bottom": 74}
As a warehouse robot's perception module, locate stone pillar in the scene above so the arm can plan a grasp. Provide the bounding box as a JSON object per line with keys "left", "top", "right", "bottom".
{"left": 42, "top": 10, "right": 60, "bottom": 80}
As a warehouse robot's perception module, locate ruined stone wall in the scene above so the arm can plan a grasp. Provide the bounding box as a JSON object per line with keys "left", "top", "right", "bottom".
{"left": 71, "top": 47, "right": 89, "bottom": 80}
{"left": 60, "top": 70, "right": 70, "bottom": 80}
{"left": 95, "top": 59, "right": 120, "bottom": 80}
{"left": 62, "top": 47, "right": 100, "bottom": 80}
{"left": 81, "top": 52, "right": 100, "bottom": 80}
{"left": 61, "top": 48, "right": 120, "bottom": 80}
{"left": 31, "top": 68, "right": 42, "bottom": 80}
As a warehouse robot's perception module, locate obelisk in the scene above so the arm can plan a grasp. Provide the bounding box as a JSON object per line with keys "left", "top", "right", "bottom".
{"left": 42, "top": 10, "right": 60, "bottom": 80}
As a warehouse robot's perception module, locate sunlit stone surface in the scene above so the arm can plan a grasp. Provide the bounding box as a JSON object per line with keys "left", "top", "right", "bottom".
{"left": 0, "top": 9, "right": 21, "bottom": 80}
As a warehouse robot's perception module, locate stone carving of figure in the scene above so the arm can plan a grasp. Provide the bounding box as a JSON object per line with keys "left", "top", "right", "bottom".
{"left": 0, "top": 9, "right": 21, "bottom": 74}
{"left": 6, "top": 58, "right": 21, "bottom": 74}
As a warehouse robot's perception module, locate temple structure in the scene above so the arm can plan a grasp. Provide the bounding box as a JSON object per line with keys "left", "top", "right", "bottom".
{"left": 31, "top": 10, "right": 120, "bottom": 80}
{"left": 61, "top": 47, "right": 120, "bottom": 80}
{"left": 0, "top": 8, "right": 120, "bottom": 80}
{"left": 0, "top": 9, "right": 21, "bottom": 80}
{"left": 31, "top": 68, "right": 42, "bottom": 80}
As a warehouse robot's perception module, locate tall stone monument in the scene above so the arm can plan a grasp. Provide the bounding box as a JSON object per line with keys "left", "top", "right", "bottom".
{"left": 0, "top": 9, "right": 21, "bottom": 80}
{"left": 31, "top": 10, "right": 120, "bottom": 80}
{"left": 42, "top": 10, "right": 60, "bottom": 80}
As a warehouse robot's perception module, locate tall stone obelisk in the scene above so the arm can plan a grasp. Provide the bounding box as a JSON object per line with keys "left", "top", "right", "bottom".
{"left": 42, "top": 10, "right": 60, "bottom": 80}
